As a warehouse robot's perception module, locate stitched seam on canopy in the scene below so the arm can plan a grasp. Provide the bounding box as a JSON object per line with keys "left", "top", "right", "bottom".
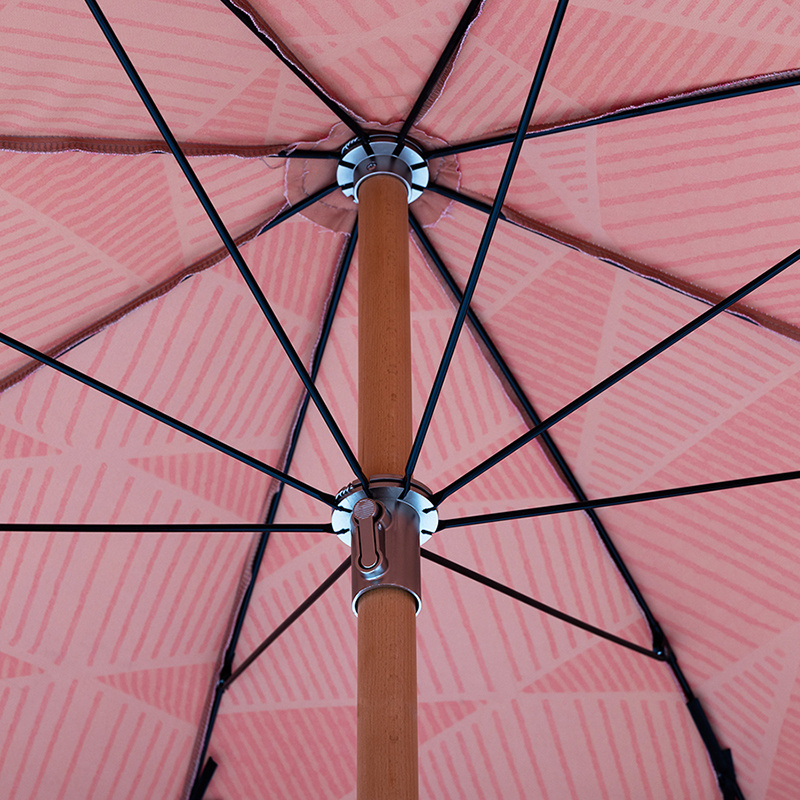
{"left": 503, "top": 203, "right": 800, "bottom": 343}
{"left": 0, "top": 207, "right": 289, "bottom": 395}
{"left": 0, "top": 135, "right": 289, "bottom": 158}
{"left": 222, "top": 0, "right": 365, "bottom": 124}
{"left": 414, "top": 0, "right": 487, "bottom": 123}
{"left": 457, "top": 188, "right": 800, "bottom": 344}
{"left": 443, "top": 66, "right": 800, "bottom": 148}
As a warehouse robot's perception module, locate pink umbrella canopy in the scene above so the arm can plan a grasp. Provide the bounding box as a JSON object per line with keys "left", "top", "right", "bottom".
{"left": 0, "top": 0, "right": 799, "bottom": 797}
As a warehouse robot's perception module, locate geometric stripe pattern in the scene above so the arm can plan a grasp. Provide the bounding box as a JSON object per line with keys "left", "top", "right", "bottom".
{"left": 98, "top": 663, "right": 217, "bottom": 723}
{"left": 1, "top": 1, "right": 800, "bottom": 799}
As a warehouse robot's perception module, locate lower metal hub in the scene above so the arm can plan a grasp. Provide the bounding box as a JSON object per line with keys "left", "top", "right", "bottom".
{"left": 336, "top": 135, "right": 429, "bottom": 204}
{"left": 332, "top": 476, "right": 437, "bottom": 544}
{"left": 332, "top": 476, "right": 437, "bottom": 615}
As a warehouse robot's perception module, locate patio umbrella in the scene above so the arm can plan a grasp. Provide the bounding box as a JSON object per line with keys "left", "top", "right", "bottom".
{"left": 0, "top": 0, "right": 799, "bottom": 797}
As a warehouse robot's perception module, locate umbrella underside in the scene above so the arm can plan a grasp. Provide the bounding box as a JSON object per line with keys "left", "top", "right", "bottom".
{"left": 1, "top": 1, "right": 799, "bottom": 798}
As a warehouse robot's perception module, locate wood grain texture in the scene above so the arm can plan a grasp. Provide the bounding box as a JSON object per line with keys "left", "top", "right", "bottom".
{"left": 357, "top": 172, "right": 418, "bottom": 800}
{"left": 358, "top": 174, "right": 412, "bottom": 479}
{"left": 357, "top": 588, "right": 418, "bottom": 800}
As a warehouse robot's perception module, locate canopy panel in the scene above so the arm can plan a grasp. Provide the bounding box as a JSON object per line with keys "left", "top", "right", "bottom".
{"left": 0, "top": 1, "right": 799, "bottom": 799}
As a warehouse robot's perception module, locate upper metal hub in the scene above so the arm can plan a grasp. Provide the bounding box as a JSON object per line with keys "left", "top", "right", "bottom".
{"left": 337, "top": 135, "right": 429, "bottom": 204}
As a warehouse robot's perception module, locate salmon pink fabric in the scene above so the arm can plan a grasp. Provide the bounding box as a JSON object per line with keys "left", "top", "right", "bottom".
{"left": 0, "top": 1, "right": 798, "bottom": 799}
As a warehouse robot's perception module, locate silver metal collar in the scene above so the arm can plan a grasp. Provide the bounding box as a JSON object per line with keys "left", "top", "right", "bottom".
{"left": 331, "top": 475, "right": 438, "bottom": 545}
{"left": 336, "top": 135, "right": 429, "bottom": 204}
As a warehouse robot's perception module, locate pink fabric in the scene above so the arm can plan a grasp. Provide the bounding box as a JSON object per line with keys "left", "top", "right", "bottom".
{"left": 0, "top": 1, "right": 799, "bottom": 798}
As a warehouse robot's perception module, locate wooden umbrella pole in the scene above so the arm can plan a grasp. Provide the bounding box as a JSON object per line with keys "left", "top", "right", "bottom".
{"left": 357, "top": 172, "right": 418, "bottom": 800}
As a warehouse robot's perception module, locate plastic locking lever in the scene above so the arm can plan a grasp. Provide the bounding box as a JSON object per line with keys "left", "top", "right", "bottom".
{"left": 352, "top": 498, "right": 387, "bottom": 577}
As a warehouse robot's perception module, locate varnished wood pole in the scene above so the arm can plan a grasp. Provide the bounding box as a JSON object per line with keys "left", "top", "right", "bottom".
{"left": 358, "top": 174, "right": 412, "bottom": 478}
{"left": 357, "top": 173, "right": 418, "bottom": 800}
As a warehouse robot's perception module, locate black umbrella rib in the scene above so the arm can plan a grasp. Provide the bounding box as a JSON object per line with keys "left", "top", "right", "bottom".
{"left": 426, "top": 70, "right": 800, "bottom": 159}
{"left": 190, "top": 559, "right": 351, "bottom": 796}
{"left": 0, "top": 330, "right": 334, "bottom": 506}
{"left": 429, "top": 183, "right": 513, "bottom": 221}
{"left": 393, "top": 0, "right": 484, "bottom": 153}
{"left": 409, "top": 211, "right": 665, "bottom": 631}
{"left": 417, "top": 201, "right": 765, "bottom": 800}
{"left": 85, "top": 0, "right": 370, "bottom": 493}
{"left": 188, "top": 757, "right": 217, "bottom": 800}
{"left": 271, "top": 149, "right": 340, "bottom": 160}
{"left": 422, "top": 550, "right": 663, "bottom": 661}
{"left": 402, "top": 0, "right": 572, "bottom": 492}
{"left": 187, "top": 225, "right": 358, "bottom": 793}
{"left": 216, "top": 0, "right": 369, "bottom": 146}
{"left": 687, "top": 697, "right": 746, "bottom": 800}
{"left": 429, "top": 544, "right": 749, "bottom": 800}
{"left": 0, "top": 522, "right": 333, "bottom": 532}
{"left": 222, "top": 555, "right": 350, "bottom": 690}
{"left": 430, "top": 182, "right": 791, "bottom": 336}
{"left": 438, "top": 468, "right": 800, "bottom": 529}
{"left": 258, "top": 223, "right": 359, "bottom": 511}
{"left": 256, "top": 182, "right": 339, "bottom": 236}
{"left": 226, "top": 225, "right": 358, "bottom": 656}
{"left": 219, "top": 224, "right": 358, "bottom": 683}
{"left": 436, "top": 243, "right": 800, "bottom": 503}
